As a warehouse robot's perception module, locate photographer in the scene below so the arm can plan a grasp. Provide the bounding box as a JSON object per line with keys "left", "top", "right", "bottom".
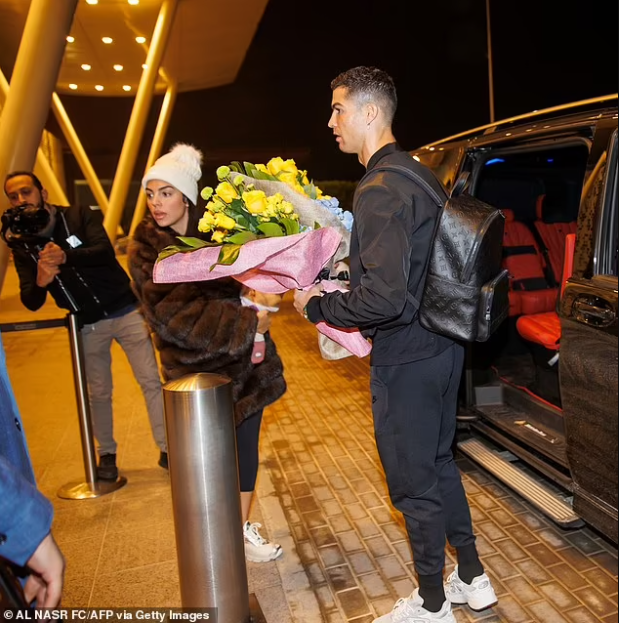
{"left": 3, "top": 172, "right": 167, "bottom": 481}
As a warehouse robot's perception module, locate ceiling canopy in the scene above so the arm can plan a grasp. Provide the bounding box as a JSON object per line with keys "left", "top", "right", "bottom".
{"left": 0, "top": 0, "right": 268, "bottom": 97}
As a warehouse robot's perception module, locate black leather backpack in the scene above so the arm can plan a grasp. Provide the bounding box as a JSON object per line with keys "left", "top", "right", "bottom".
{"left": 373, "top": 165, "right": 509, "bottom": 342}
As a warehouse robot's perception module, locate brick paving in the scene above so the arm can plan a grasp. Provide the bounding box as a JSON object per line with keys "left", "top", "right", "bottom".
{"left": 2, "top": 259, "right": 617, "bottom": 622}
{"left": 263, "top": 294, "right": 618, "bottom": 622}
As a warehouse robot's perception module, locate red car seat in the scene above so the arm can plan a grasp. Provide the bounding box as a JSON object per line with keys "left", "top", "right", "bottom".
{"left": 501, "top": 209, "right": 557, "bottom": 316}
{"left": 533, "top": 195, "right": 578, "bottom": 285}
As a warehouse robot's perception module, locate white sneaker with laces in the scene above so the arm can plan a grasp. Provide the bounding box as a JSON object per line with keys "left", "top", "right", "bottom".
{"left": 243, "top": 521, "right": 283, "bottom": 563}
{"left": 373, "top": 589, "right": 456, "bottom": 623}
{"left": 444, "top": 566, "right": 498, "bottom": 611}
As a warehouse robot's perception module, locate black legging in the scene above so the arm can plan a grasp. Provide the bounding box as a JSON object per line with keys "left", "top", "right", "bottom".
{"left": 237, "top": 410, "right": 263, "bottom": 492}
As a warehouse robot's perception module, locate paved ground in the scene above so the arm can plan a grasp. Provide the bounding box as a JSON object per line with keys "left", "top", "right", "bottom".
{"left": 1, "top": 257, "right": 617, "bottom": 622}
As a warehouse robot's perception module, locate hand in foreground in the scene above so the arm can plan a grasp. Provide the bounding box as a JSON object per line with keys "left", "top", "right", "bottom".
{"left": 36, "top": 262, "right": 61, "bottom": 288}
{"left": 24, "top": 532, "right": 65, "bottom": 608}
{"left": 293, "top": 284, "right": 323, "bottom": 317}
{"left": 39, "top": 242, "right": 67, "bottom": 267}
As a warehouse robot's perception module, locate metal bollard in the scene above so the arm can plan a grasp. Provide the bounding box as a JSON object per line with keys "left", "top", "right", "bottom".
{"left": 163, "top": 373, "right": 250, "bottom": 621}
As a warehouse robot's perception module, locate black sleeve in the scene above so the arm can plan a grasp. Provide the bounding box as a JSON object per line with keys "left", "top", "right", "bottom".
{"left": 63, "top": 206, "right": 116, "bottom": 268}
{"left": 310, "top": 182, "right": 414, "bottom": 329}
{"left": 11, "top": 249, "right": 48, "bottom": 312}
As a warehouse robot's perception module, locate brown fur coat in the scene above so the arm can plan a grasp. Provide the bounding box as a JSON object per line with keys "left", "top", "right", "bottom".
{"left": 128, "top": 215, "right": 286, "bottom": 426}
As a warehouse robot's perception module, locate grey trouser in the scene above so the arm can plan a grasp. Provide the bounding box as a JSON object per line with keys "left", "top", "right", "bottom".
{"left": 82, "top": 308, "right": 166, "bottom": 456}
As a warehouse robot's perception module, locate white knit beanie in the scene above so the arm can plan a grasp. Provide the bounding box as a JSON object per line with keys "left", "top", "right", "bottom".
{"left": 142, "top": 143, "right": 203, "bottom": 205}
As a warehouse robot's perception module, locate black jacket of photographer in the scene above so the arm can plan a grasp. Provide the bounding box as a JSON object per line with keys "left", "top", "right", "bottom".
{"left": 305, "top": 143, "right": 453, "bottom": 366}
{"left": 11, "top": 204, "right": 136, "bottom": 325}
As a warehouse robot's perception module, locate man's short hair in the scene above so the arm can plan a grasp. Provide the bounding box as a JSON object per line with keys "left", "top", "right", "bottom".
{"left": 331, "top": 66, "right": 398, "bottom": 124}
{"left": 4, "top": 171, "right": 44, "bottom": 195}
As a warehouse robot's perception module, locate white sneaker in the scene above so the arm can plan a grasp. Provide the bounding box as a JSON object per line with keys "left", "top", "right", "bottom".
{"left": 373, "top": 589, "right": 456, "bottom": 623}
{"left": 444, "top": 566, "right": 498, "bottom": 611}
{"left": 243, "top": 521, "right": 283, "bottom": 563}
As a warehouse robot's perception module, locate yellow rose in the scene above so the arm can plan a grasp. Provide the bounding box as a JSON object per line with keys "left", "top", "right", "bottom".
{"left": 242, "top": 190, "right": 268, "bottom": 215}
{"left": 198, "top": 211, "right": 215, "bottom": 232}
{"left": 211, "top": 229, "right": 226, "bottom": 244}
{"left": 256, "top": 164, "right": 269, "bottom": 174}
{"left": 267, "top": 157, "right": 285, "bottom": 176}
{"left": 216, "top": 182, "right": 238, "bottom": 204}
{"left": 278, "top": 172, "right": 298, "bottom": 187}
{"left": 214, "top": 213, "right": 236, "bottom": 230}
{"left": 280, "top": 159, "right": 298, "bottom": 175}
{"left": 206, "top": 200, "right": 222, "bottom": 213}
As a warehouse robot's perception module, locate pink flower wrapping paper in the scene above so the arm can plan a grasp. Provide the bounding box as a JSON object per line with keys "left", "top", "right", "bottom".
{"left": 153, "top": 227, "right": 371, "bottom": 358}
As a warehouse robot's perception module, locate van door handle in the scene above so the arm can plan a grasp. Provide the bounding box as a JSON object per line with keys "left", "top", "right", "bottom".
{"left": 573, "top": 297, "right": 616, "bottom": 326}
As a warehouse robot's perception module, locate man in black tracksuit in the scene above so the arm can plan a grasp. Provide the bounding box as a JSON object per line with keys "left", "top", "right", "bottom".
{"left": 4, "top": 171, "right": 167, "bottom": 481}
{"left": 294, "top": 67, "right": 497, "bottom": 623}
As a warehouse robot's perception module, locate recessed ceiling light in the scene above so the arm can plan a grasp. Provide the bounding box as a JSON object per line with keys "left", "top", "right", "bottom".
{"left": 123, "top": 85, "right": 132, "bottom": 91}
{"left": 128, "top": 0, "right": 139, "bottom": 4}
{"left": 86, "top": 0, "right": 98, "bottom": 4}
{"left": 102, "top": 37, "right": 113, "bottom": 44}
{"left": 69, "top": 84, "right": 78, "bottom": 90}
{"left": 135, "top": 36, "right": 146, "bottom": 44}
{"left": 113, "top": 64, "right": 124, "bottom": 71}
{"left": 142, "top": 64, "right": 148, "bottom": 69}
{"left": 66, "top": 36, "right": 75, "bottom": 43}
{"left": 81, "top": 64, "right": 91, "bottom": 71}
{"left": 95, "top": 85, "right": 104, "bottom": 91}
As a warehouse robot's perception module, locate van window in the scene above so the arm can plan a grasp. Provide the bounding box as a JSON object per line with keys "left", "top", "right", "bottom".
{"left": 473, "top": 144, "right": 589, "bottom": 224}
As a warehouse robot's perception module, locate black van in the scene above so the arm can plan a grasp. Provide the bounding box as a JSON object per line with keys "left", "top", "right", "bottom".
{"left": 411, "top": 95, "right": 618, "bottom": 544}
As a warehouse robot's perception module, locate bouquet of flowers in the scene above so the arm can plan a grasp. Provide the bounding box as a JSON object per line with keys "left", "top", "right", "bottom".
{"left": 153, "top": 161, "right": 370, "bottom": 358}
{"left": 229, "top": 158, "right": 353, "bottom": 262}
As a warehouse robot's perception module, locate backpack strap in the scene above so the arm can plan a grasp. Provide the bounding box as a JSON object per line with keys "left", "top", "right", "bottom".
{"left": 362, "top": 162, "right": 450, "bottom": 313}
{"left": 370, "top": 164, "right": 446, "bottom": 206}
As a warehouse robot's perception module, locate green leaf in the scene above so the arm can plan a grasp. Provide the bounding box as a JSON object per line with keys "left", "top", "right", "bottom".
{"left": 257, "top": 222, "right": 285, "bottom": 237}
{"left": 156, "top": 240, "right": 217, "bottom": 262}
{"left": 280, "top": 218, "right": 300, "bottom": 236}
{"left": 226, "top": 198, "right": 248, "bottom": 214}
{"left": 255, "top": 171, "right": 279, "bottom": 181}
{"left": 313, "top": 221, "right": 321, "bottom": 230}
{"left": 156, "top": 246, "right": 185, "bottom": 261}
{"left": 226, "top": 231, "right": 258, "bottom": 244}
{"left": 304, "top": 183, "right": 318, "bottom": 200}
{"left": 213, "top": 244, "right": 241, "bottom": 268}
{"left": 176, "top": 236, "right": 210, "bottom": 249}
{"left": 243, "top": 162, "right": 278, "bottom": 181}
{"left": 235, "top": 214, "right": 258, "bottom": 232}
{"left": 229, "top": 161, "right": 245, "bottom": 174}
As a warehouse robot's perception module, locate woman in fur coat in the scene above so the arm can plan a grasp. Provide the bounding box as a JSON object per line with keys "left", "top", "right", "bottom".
{"left": 128, "top": 144, "right": 286, "bottom": 563}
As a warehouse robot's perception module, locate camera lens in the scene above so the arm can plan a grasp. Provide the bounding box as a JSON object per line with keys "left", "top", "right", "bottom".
{"left": 7, "top": 205, "right": 50, "bottom": 235}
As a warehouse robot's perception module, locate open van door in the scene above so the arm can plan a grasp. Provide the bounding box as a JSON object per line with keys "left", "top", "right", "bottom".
{"left": 560, "top": 127, "right": 618, "bottom": 543}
